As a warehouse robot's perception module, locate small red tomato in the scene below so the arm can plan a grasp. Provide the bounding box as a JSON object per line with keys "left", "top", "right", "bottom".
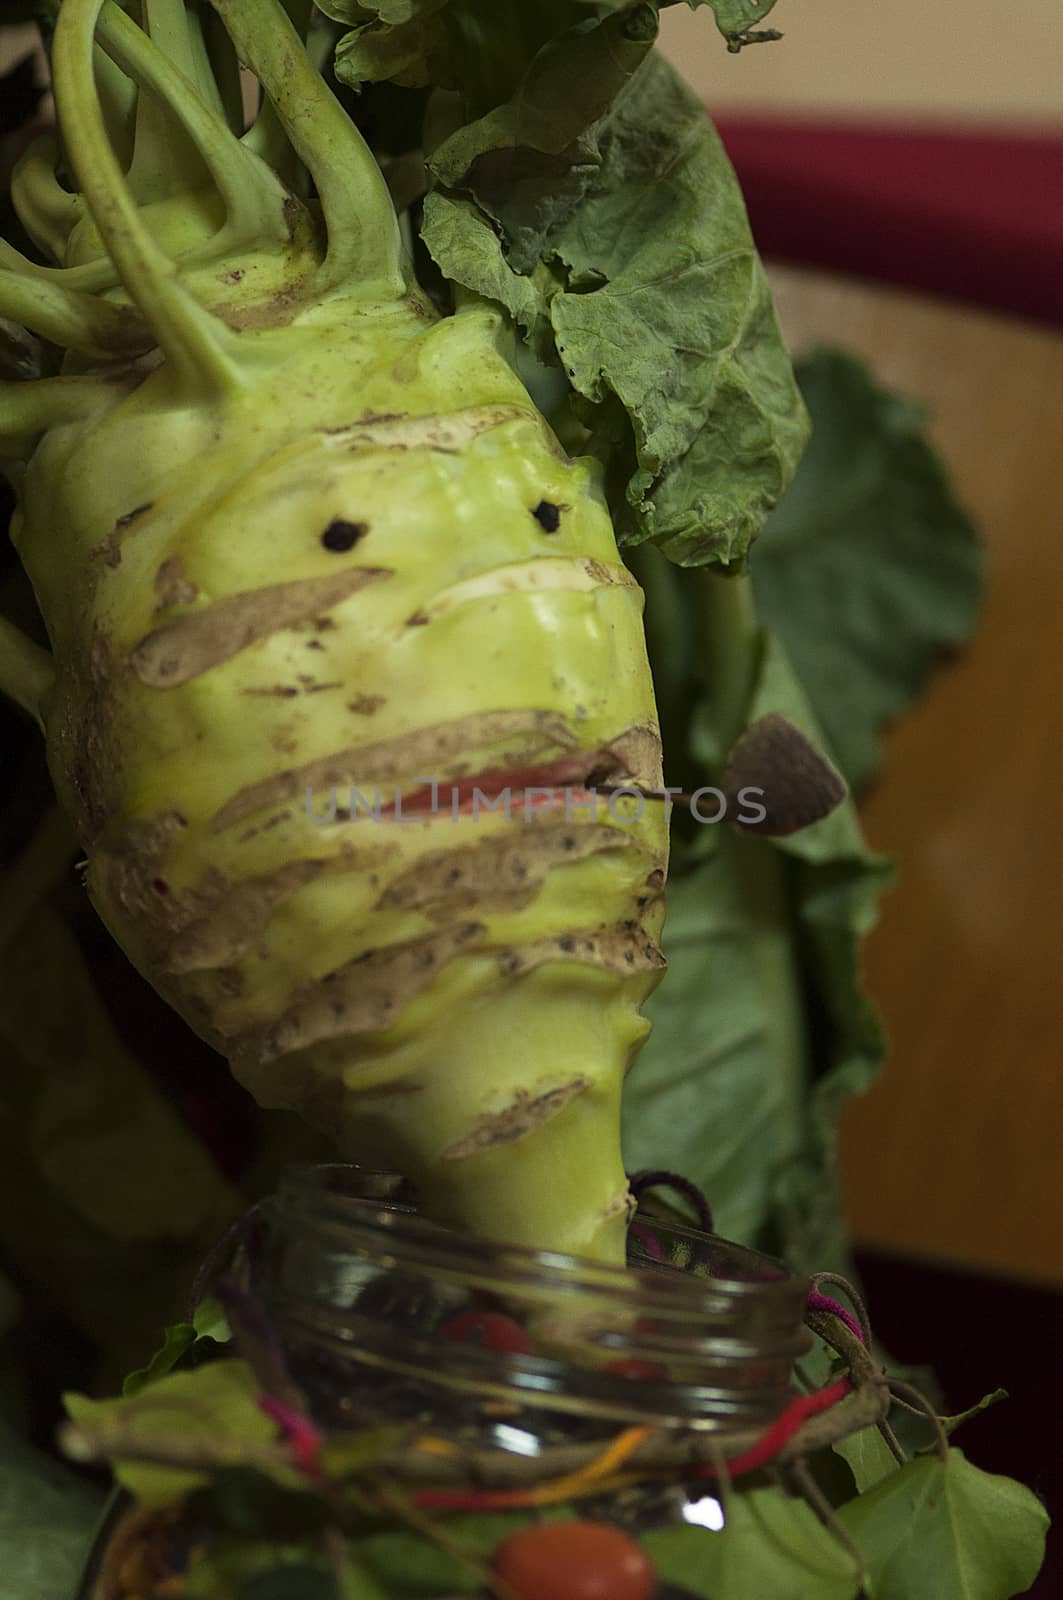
{"left": 603, "top": 1357, "right": 668, "bottom": 1382}
{"left": 493, "top": 1520, "right": 655, "bottom": 1600}
{"left": 439, "top": 1309, "right": 533, "bottom": 1354}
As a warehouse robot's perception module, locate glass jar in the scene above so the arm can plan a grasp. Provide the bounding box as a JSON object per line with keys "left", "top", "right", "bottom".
{"left": 252, "top": 1166, "right": 811, "bottom": 1513}
{"left": 76, "top": 1166, "right": 813, "bottom": 1596}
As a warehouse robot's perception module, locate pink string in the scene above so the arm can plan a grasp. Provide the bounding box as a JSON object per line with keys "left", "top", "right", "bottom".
{"left": 806, "top": 1289, "right": 865, "bottom": 1344}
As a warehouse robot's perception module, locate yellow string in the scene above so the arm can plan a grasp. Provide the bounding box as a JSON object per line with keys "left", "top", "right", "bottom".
{"left": 513, "top": 1425, "right": 653, "bottom": 1506}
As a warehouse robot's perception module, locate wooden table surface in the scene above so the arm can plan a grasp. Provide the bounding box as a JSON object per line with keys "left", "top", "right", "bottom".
{"left": 768, "top": 265, "right": 1063, "bottom": 1287}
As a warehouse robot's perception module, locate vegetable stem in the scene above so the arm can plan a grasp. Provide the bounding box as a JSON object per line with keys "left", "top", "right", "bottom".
{"left": 92, "top": 0, "right": 296, "bottom": 263}
{"left": 0, "top": 265, "right": 147, "bottom": 357}
{"left": 692, "top": 567, "right": 759, "bottom": 762}
{"left": 125, "top": 0, "right": 210, "bottom": 204}
{"left": 0, "top": 616, "right": 55, "bottom": 731}
{"left": 9, "top": 134, "right": 83, "bottom": 263}
{"left": 51, "top": 0, "right": 245, "bottom": 396}
{"left": 208, "top": 0, "right": 405, "bottom": 295}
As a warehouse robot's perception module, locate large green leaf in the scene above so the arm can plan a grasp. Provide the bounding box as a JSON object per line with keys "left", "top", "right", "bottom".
{"left": 838, "top": 1449, "right": 1049, "bottom": 1600}
{"left": 623, "top": 620, "right": 890, "bottom": 1272}
{"left": 753, "top": 349, "right": 984, "bottom": 791}
{"left": 335, "top": 2, "right": 809, "bottom": 564}
{"left": 430, "top": 7, "right": 657, "bottom": 271}
{"left": 423, "top": 49, "right": 807, "bottom": 567}
{"left": 834, "top": 1423, "right": 904, "bottom": 1495}
{"left": 643, "top": 1488, "right": 860, "bottom": 1599}
{"left": 0, "top": 1420, "right": 105, "bottom": 1600}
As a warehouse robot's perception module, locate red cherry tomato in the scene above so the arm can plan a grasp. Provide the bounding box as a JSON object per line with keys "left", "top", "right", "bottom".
{"left": 603, "top": 1357, "right": 668, "bottom": 1381}
{"left": 493, "top": 1520, "right": 655, "bottom": 1600}
{"left": 439, "top": 1309, "right": 533, "bottom": 1354}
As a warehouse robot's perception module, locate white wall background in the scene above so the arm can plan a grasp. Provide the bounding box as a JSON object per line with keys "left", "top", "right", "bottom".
{"left": 658, "top": 0, "right": 1063, "bottom": 126}
{"left": 5, "top": 7, "right": 1062, "bottom": 126}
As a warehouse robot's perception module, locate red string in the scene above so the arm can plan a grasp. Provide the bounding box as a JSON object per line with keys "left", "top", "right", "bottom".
{"left": 694, "top": 1376, "right": 853, "bottom": 1479}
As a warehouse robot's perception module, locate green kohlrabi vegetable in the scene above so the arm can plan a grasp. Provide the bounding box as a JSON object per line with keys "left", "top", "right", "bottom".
{"left": 0, "top": 0, "right": 730, "bottom": 1266}
{"left": 0, "top": 0, "right": 811, "bottom": 1266}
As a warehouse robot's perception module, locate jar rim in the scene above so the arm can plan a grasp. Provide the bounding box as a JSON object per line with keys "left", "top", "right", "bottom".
{"left": 258, "top": 1163, "right": 813, "bottom": 1430}
{"left": 269, "top": 1163, "right": 807, "bottom": 1315}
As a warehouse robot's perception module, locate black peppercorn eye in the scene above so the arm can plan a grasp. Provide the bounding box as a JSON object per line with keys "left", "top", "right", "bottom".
{"left": 532, "top": 501, "right": 561, "bottom": 532}
{"left": 321, "top": 519, "right": 368, "bottom": 552}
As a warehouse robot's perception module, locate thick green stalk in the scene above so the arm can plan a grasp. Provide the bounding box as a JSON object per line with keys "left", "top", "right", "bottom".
{"left": 10, "top": 134, "right": 84, "bottom": 263}
{"left": 0, "top": 617, "right": 54, "bottom": 731}
{"left": 0, "top": 374, "right": 123, "bottom": 450}
{"left": 0, "top": 266, "right": 147, "bottom": 356}
{"left": 50, "top": 0, "right": 244, "bottom": 394}
{"left": 125, "top": 0, "right": 210, "bottom": 203}
{"left": 692, "top": 567, "right": 760, "bottom": 763}
{"left": 208, "top": 0, "right": 405, "bottom": 295}
{"left": 89, "top": 0, "right": 295, "bottom": 261}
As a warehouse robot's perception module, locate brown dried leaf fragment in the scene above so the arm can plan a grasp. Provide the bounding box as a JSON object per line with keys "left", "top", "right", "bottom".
{"left": 723, "top": 713, "right": 847, "bottom": 836}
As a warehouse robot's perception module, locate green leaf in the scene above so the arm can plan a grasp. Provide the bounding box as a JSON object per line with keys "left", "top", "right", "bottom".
{"left": 63, "top": 1359, "right": 286, "bottom": 1508}
{"left": 752, "top": 348, "right": 984, "bottom": 791}
{"left": 0, "top": 1418, "right": 106, "bottom": 1600}
{"left": 834, "top": 1423, "right": 903, "bottom": 1494}
{"left": 838, "top": 1449, "right": 1049, "bottom": 1600}
{"left": 427, "top": 5, "right": 657, "bottom": 269}
{"left": 624, "top": 621, "right": 891, "bottom": 1271}
{"left": 332, "top": 4, "right": 454, "bottom": 92}
{"left": 643, "top": 1487, "right": 860, "bottom": 1599}
{"left": 425, "top": 50, "right": 807, "bottom": 567}
{"left": 123, "top": 1321, "right": 196, "bottom": 1396}
{"left": 194, "top": 1295, "right": 233, "bottom": 1345}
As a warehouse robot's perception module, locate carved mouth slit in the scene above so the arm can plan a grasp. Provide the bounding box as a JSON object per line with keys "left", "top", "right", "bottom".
{"left": 401, "top": 750, "right": 626, "bottom": 817}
